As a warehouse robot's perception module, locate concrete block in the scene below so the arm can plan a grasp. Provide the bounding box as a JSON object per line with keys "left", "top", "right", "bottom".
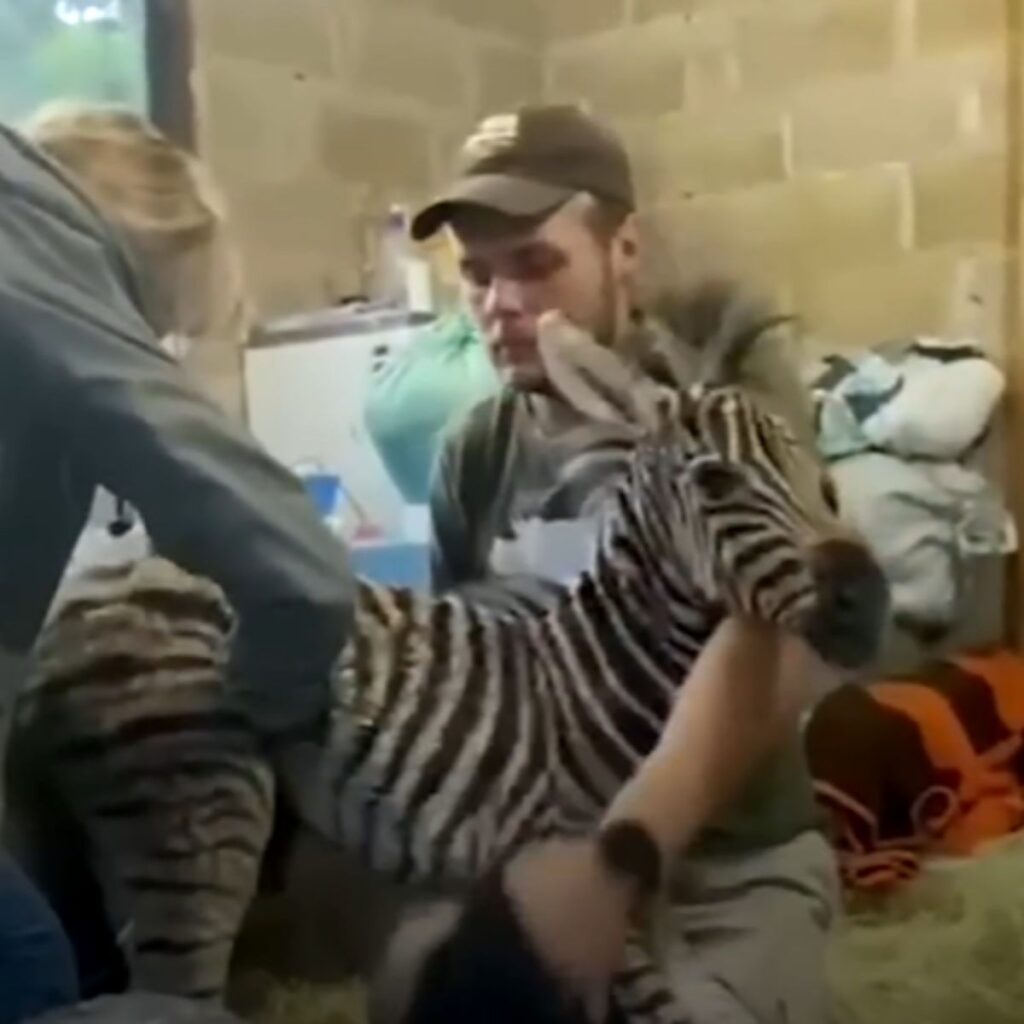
{"left": 793, "top": 248, "right": 966, "bottom": 349}
{"left": 549, "top": 29, "right": 685, "bottom": 118}
{"left": 632, "top": 107, "right": 787, "bottom": 199}
{"left": 683, "top": 48, "right": 742, "bottom": 111}
{"left": 318, "top": 101, "right": 433, "bottom": 191}
{"left": 789, "top": 166, "right": 910, "bottom": 272}
{"left": 912, "top": 148, "right": 1007, "bottom": 247}
{"left": 665, "top": 166, "right": 908, "bottom": 281}
{"left": 354, "top": 5, "right": 471, "bottom": 110}
{"left": 944, "top": 245, "right": 1009, "bottom": 356}
{"left": 737, "top": 0, "right": 898, "bottom": 92}
{"left": 196, "top": 58, "right": 323, "bottom": 185}
{"left": 245, "top": 248, "right": 331, "bottom": 318}
{"left": 790, "top": 67, "right": 964, "bottom": 172}
{"left": 634, "top": 0, "right": 705, "bottom": 22}
{"left": 192, "top": 0, "right": 335, "bottom": 75}
{"left": 977, "top": 60, "right": 1009, "bottom": 146}
{"left": 545, "top": 0, "right": 626, "bottom": 39}
{"left": 228, "top": 178, "right": 355, "bottom": 254}
{"left": 915, "top": 0, "right": 1005, "bottom": 54}
{"left": 433, "top": 0, "right": 543, "bottom": 42}
{"left": 476, "top": 44, "right": 544, "bottom": 113}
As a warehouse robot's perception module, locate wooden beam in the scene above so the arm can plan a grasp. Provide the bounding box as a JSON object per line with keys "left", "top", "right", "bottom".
{"left": 1003, "top": 0, "right": 1024, "bottom": 647}
{"left": 146, "top": 0, "right": 195, "bottom": 150}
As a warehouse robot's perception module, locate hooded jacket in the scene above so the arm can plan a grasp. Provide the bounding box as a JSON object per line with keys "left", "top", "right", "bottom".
{"left": 0, "top": 123, "right": 353, "bottom": 735}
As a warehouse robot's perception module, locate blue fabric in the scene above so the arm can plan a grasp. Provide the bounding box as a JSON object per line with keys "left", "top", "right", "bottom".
{"left": 0, "top": 851, "right": 78, "bottom": 1024}
{"left": 351, "top": 542, "right": 430, "bottom": 591}
{"left": 813, "top": 353, "right": 904, "bottom": 460}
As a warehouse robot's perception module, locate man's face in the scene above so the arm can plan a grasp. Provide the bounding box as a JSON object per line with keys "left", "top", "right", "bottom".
{"left": 451, "top": 198, "right": 639, "bottom": 390}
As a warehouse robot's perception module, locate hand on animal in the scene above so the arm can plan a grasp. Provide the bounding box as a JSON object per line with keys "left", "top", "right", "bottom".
{"left": 503, "top": 833, "right": 645, "bottom": 1019}
{"left": 370, "top": 826, "right": 659, "bottom": 1024}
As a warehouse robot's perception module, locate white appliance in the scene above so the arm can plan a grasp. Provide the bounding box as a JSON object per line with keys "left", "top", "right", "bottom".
{"left": 243, "top": 306, "right": 434, "bottom": 537}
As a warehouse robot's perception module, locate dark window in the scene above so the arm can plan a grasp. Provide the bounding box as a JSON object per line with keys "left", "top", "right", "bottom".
{"left": 0, "top": 0, "right": 193, "bottom": 145}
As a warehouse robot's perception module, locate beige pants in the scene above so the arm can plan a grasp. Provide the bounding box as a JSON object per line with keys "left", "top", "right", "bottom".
{"left": 663, "top": 830, "right": 839, "bottom": 1024}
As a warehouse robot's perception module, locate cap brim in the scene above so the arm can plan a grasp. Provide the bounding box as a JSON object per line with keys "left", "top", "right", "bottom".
{"left": 411, "top": 175, "right": 575, "bottom": 241}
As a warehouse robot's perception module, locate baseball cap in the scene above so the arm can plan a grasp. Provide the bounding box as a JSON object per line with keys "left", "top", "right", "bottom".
{"left": 411, "top": 104, "right": 636, "bottom": 242}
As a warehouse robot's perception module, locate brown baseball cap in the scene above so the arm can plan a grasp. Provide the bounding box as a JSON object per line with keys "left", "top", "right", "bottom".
{"left": 411, "top": 104, "right": 636, "bottom": 241}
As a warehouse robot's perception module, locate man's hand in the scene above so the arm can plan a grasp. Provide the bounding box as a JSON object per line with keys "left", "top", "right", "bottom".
{"left": 500, "top": 619, "right": 825, "bottom": 1021}
{"left": 504, "top": 836, "right": 639, "bottom": 1022}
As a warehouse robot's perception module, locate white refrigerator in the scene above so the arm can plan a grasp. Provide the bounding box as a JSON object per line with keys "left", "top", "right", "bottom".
{"left": 243, "top": 306, "right": 433, "bottom": 539}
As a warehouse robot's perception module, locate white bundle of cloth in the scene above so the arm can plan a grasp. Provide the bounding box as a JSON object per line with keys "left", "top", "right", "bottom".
{"left": 806, "top": 337, "right": 1015, "bottom": 636}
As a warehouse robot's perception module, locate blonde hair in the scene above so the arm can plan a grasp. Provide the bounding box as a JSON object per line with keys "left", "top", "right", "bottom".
{"left": 24, "top": 101, "right": 252, "bottom": 355}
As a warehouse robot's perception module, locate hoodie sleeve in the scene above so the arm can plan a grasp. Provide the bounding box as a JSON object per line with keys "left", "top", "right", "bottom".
{"left": 0, "top": 130, "right": 353, "bottom": 735}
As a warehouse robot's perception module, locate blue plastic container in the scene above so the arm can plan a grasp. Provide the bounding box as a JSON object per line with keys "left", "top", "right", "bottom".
{"left": 300, "top": 472, "right": 346, "bottom": 519}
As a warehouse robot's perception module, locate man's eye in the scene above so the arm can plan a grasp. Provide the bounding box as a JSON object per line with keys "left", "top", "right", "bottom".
{"left": 511, "top": 252, "right": 564, "bottom": 283}
{"left": 460, "top": 261, "right": 492, "bottom": 289}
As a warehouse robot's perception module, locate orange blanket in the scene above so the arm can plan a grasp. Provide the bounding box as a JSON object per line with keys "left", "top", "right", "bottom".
{"left": 804, "top": 650, "right": 1024, "bottom": 893}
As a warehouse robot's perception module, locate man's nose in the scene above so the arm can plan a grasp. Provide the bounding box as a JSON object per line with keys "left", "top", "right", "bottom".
{"left": 484, "top": 276, "right": 527, "bottom": 317}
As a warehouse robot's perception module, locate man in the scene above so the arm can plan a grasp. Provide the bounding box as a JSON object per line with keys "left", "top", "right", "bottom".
{"left": 412, "top": 104, "right": 839, "bottom": 1023}
{"left": 0, "top": 118, "right": 352, "bottom": 1016}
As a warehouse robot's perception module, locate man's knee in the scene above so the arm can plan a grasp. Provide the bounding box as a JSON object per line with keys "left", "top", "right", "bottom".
{"left": 665, "top": 832, "right": 839, "bottom": 1024}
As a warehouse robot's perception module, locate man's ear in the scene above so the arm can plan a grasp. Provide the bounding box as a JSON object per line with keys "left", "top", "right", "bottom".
{"left": 610, "top": 211, "right": 640, "bottom": 284}
{"left": 536, "top": 311, "right": 665, "bottom": 433}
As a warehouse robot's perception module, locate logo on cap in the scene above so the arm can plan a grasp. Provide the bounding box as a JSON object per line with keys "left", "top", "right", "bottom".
{"left": 461, "top": 113, "right": 520, "bottom": 165}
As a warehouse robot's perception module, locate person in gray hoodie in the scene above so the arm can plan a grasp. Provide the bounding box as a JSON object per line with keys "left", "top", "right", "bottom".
{"left": 0, "top": 106, "right": 352, "bottom": 1020}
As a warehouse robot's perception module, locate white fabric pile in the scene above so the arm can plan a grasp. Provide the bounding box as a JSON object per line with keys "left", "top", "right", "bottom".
{"left": 806, "top": 338, "right": 1015, "bottom": 639}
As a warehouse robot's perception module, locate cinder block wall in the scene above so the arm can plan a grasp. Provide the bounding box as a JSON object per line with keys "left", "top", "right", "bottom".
{"left": 547, "top": 0, "right": 1010, "bottom": 356}
{"left": 191, "top": 0, "right": 543, "bottom": 317}
{"left": 192, "top": 0, "right": 1011, "bottom": 360}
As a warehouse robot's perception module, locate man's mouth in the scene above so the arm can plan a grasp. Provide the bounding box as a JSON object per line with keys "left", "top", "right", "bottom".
{"left": 492, "top": 338, "right": 538, "bottom": 363}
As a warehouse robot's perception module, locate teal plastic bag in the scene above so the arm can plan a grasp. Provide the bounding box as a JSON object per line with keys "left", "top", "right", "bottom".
{"left": 365, "top": 311, "right": 499, "bottom": 503}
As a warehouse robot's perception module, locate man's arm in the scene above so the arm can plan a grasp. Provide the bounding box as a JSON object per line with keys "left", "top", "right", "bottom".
{"left": 500, "top": 620, "right": 830, "bottom": 1009}
{"left": 0, "top": 150, "right": 353, "bottom": 735}
{"left": 603, "top": 618, "right": 829, "bottom": 858}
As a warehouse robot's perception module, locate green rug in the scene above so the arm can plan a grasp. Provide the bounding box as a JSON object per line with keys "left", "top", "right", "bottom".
{"left": 829, "top": 835, "right": 1024, "bottom": 1024}
{"left": 253, "top": 978, "right": 366, "bottom": 1024}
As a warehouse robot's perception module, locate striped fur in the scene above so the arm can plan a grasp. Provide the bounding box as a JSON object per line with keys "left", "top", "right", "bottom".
{"left": 12, "top": 384, "right": 877, "bottom": 1018}
{"left": 12, "top": 561, "right": 272, "bottom": 1001}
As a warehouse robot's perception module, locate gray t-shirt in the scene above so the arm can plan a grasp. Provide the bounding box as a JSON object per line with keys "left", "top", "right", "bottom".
{"left": 429, "top": 389, "right": 627, "bottom": 608}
